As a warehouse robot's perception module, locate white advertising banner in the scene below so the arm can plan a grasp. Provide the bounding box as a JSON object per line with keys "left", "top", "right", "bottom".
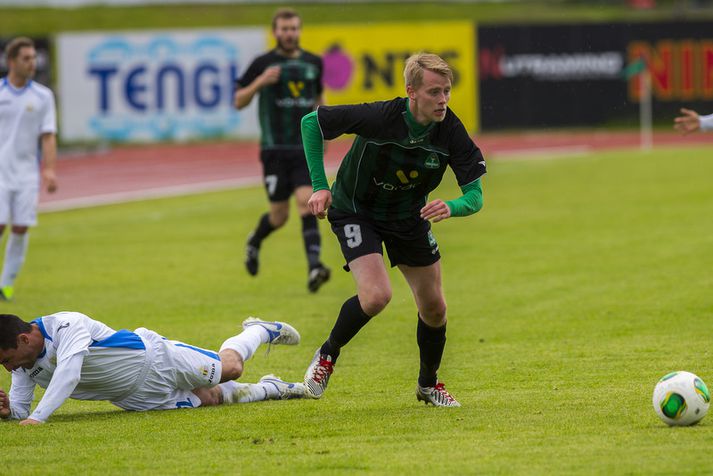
{"left": 57, "top": 29, "right": 267, "bottom": 142}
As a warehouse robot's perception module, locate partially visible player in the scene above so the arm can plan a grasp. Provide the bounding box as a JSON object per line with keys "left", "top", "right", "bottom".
{"left": 300, "top": 53, "right": 486, "bottom": 407}
{"left": 234, "top": 8, "right": 330, "bottom": 293}
{"left": 0, "top": 37, "right": 58, "bottom": 301}
{"left": 674, "top": 108, "right": 713, "bottom": 135}
{"left": 0, "top": 313, "right": 305, "bottom": 424}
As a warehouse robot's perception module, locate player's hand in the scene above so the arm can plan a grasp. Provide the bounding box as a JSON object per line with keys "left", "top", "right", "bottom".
{"left": 308, "top": 189, "right": 332, "bottom": 219}
{"left": 0, "top": 389, "right": 11, "bottom": 419}
{"left": 259, "top": 66, "right": 281, "bottom": 87}
{"left": 420, "top": 199, "right": 451, "bottom": 223}
{"left": 19, "top": 418, "right": 43, "bottom": 426}
{"left": 42, "top": 168, "right": 58, "bottom": 193}
{"left": 674, "top": 108, "right": 701, "bottom": 135}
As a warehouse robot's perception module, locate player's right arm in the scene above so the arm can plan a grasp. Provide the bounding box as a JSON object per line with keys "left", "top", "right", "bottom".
{"left": 301, "top": 110, "right": 331, "bottom": 218}
{"left": 301, "top": 101, "right": 392, "bottom": 218}
{"left": 673, "top": 108, "right": 713, "bottom": 135}
{"left": 234, "top": 65, "right": 281, "bottom": 110}
{"left": 1, "top": 370, "right": 36, "bottom": 421}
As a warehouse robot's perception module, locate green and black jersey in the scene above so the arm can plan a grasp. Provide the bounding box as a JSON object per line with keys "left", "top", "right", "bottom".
{"left": 315, "top": 98, "right": 486, "bottom": 221}
{"left": 237, "top": 49, "right": 323, "bottom": 150}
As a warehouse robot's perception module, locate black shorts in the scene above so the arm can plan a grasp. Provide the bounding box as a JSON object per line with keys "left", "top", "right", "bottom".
{"left": 260, "top": 149, "right": 312, "bottom": 202}
{"left": 328, "top": 208, "right": 441, "bottom": 270}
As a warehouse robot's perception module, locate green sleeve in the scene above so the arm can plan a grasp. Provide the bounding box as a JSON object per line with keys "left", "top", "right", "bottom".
{"left": 445, "top": 178, "right": 483, "bottom": 217}
{"left": 301, "top": 111, "right": 330, "bottom": 192}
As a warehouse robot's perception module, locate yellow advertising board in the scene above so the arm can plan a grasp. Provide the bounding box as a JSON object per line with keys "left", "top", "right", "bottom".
{"left": 300, "top": 21, "right": 478, "bottom": 132}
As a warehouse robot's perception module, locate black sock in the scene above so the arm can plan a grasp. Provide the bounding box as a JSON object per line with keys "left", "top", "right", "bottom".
{"left": 301, "top": 214, "right": 322, "bottom": 270}
{"left": 417, "top": 315, "right": 447, "bottom": 388}
{"left": 248, "top": 213, "right": 275, "bottom": 248}
{"left": 320, "top": 295, "right": 372, "bottom": 363}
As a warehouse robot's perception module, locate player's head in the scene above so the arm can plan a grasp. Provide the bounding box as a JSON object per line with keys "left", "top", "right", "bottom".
{"left": 0, "top": 314, "right": 37, "bottom": 372}
{"left": 404, "top": 53, "right": 453, "bottom": 123}
{"left": 272, "top": 8, "right": 301, "bottom": 54}
{"left": 5, "top": 37, "right": 37, "bottom": 81}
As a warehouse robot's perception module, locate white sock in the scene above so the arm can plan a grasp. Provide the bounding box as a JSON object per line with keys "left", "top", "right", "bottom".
{"left": 1, "top": 232, "right": 29, "bottom": 288}
{"left": 219, "top": 381, "right": 270, "bottom": 404}
{"left": 218, "top": 325, "right": 270, "bottom": 362}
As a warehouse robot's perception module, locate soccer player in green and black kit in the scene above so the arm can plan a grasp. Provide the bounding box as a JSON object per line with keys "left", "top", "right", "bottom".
{"left": 234, "top": 8, "right": 330, "bottom": 292}
{"left": 301, "top": 53, "right": 486, "bottom": 407}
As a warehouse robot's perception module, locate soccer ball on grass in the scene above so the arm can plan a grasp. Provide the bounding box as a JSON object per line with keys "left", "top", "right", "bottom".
{"left": 652, "top": 371, "right": 710, "bottom": 426}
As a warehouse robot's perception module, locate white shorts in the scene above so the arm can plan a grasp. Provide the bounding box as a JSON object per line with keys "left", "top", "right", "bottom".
{"left": 0, "top": 185, "right": 38, "bottom": 226}
{"left": 112, "top": 328, "right": 223, "bottom": 411}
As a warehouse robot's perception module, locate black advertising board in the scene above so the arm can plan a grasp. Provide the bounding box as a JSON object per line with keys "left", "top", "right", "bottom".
{"left": 478, "top": 22, "right": 713, "bottom": 130}
{"left": 0, "top": 37, "right": 52, "bottom": 88}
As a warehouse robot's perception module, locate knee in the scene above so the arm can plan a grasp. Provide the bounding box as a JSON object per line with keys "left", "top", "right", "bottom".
{"left": 269, "top": 210, "right": 288, "bottom": 228}
{"left": 420, "top": 300, "right": 447, "bottom": 327}
{"left": 359, "top": 287, "right": 392, "bottom": 316}
{"left": 218, "top": 350, "right": 244, "bottom": 382}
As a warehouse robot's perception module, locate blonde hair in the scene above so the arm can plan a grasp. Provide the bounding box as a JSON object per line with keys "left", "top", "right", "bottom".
{"left": 404, "top": 53, "right": 453, "bottom": 89}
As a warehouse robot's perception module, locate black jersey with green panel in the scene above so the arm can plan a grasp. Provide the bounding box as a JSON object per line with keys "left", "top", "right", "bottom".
{"left": 237, "top": 49, "right": 323, "bottom": 150}
{"left": 317, "top": 97, "right": 486, "bottom": 221}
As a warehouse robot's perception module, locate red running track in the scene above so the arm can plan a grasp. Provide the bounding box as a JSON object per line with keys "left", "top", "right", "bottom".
{"left": 39, "top": 130, "right": 711, "bottom": 212}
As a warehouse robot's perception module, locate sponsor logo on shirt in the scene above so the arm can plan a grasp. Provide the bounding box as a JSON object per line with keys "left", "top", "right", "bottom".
{"left": 287, "top": 80, "right": 305, "bottom": 98}
{"left": 29, "top": 366, "right": 44, "bottom": 378}
{"left": 275, "top": 97, "right": 315, "bottom": 108}
{"left": 201, "top": 363, "right": 217, "bottom": 383}
{"left": 373, "top": 177, "right": 417, "bottom": 191}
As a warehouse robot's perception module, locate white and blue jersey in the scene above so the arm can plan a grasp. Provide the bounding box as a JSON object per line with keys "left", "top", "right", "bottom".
{"left": 8, "top": 312, "right": 222, "bottom": 422}
{"left": 0, "top": 77, "right": 56, "bottom": 189}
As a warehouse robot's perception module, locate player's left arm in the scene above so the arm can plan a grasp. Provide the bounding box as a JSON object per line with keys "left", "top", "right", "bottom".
{"left": 420, "top": 179, "right": 482, "bottom": 223}
{"left": 40, "top": 133, "right": 58, "bottom": 193}
{"left": 24, "top": 352, "right": 85, "bottom": 424}
{"left": 40, "top": 91, "right": 58, "bottom": 193}
{"left": 422, "top": 118, "right": 487, "bottom": 222}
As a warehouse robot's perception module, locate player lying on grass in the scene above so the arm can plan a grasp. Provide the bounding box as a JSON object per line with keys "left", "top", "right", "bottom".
{"left": 0, "top": 312, "right": 304, "bottom": 425}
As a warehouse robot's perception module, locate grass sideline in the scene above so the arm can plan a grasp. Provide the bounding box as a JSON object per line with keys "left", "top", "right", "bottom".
{"left": 1, "top": 1, "right": 712, "bottom": 35}
{"left": 2, "top": 145, "right": 713, "bottom": 474}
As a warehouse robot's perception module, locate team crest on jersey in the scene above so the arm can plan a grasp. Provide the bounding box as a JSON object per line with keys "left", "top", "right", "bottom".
{"left": 424, "top": 153, "right": 440, "bottom": 169}
{"left": 26, "top": 103, "right": 35, "bottom": 112}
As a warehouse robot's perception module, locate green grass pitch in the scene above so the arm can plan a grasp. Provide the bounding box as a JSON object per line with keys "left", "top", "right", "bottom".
{"left": 2, "top": 145, "right": 713, "bottom": 474}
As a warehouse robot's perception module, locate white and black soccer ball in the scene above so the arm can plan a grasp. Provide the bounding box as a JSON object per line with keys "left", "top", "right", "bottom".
{"left": 652, "top": 371, "right": 710, "bottom": 426}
